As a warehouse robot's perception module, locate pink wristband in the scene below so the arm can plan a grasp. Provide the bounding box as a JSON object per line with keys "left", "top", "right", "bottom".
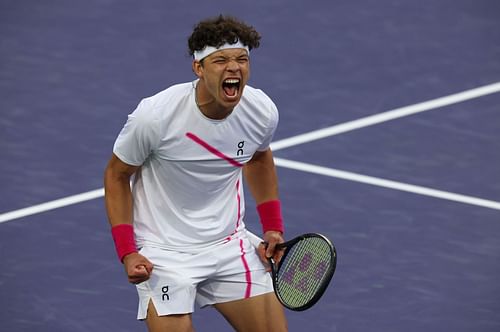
{"left": 256, "top": 200, "right": 284, "bottom": 234}
{"left": 111, "top": 224, "right": 138, "bottom": 262}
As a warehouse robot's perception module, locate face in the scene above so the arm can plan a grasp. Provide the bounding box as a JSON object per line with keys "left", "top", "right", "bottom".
{"left": 193, "top": 48, "right": 250, "bottom": 117}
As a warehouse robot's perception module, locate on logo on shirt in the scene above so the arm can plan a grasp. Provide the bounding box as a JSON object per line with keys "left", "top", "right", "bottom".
{"left": 237, "top": 141, "right": 245, "bottom": 156}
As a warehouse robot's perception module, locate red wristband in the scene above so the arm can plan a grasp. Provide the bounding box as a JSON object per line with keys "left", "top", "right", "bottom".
{"left": 256, "top": 200, "right": 284, "bottom": 234}
{"left": 111, "top": 224, "right": 138, "bottom": 262}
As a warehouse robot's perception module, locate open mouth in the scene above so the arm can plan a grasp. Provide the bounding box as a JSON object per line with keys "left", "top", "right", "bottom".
{"left": 222, "top": 78, "right": 241, "bottom": 98}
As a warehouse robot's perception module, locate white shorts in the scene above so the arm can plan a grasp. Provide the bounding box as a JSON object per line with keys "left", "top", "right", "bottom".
{"left": 135, "top": 231, "right": 273, "bottom": 320}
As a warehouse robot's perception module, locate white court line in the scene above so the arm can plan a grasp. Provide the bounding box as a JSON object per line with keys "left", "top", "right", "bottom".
{"left": 1, "top": 82, "right": 500, "bottom": 223}
{"left": 0, "top": 189, "right": 104, "bottom": 223}
{"left": 271, "top": 82, "right": 500, "bottom": 151}
{"left": 274, "top": 158, "right": 500, "bottom": 211}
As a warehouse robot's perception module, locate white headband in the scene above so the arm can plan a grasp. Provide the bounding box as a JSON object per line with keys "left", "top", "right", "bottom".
{"left": 193, "top": 41, "right": 249, "bottom": 61}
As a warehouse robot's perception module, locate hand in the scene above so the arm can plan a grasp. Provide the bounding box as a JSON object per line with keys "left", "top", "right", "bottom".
{"left": 122, "top": 252, "right": 154, "bottom": 284}
{"left": 257, "top": 231, "right": 285, "bottom": 271}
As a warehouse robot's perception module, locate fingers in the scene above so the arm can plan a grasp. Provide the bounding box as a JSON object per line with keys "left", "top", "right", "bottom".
{"left": 123, "top": 253, "right": 154, "bottom": 284}
{"left": 268, "top": 244, "right": 285, "bottom": 267}
{"left": 257, "top": 242, "right": 272, "bottom": 272}
{"left": 272, "top": 246, "right": 284, "bottom": 264}
{"left": 143, "top": 260, "right": 154, "bottom": 274}
{"left": 261, "top": 231, "right": 285, "bottom": 269}
{"left": 128, "top": 265, "right": 151, "bottom": 284}
{"left": 265, "top": 241, "right": 277, "bottom": 259}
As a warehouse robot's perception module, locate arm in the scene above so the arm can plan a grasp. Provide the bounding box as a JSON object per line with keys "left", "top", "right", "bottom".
{"left": 104, "top": 154, "right": 138, "bottom": 228}
{"left": 243, "top": 148, "right": 279, "bottom": 204}
{"left": 243, "top": 148, "right": 284, "bottom": 265}
{"left": 104, "top": 154, "right": 153, "bottom": 284}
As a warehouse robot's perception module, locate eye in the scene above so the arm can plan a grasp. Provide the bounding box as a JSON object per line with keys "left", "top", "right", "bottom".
{"left": 213, "top": 58, "right": 228, "bottom": 64}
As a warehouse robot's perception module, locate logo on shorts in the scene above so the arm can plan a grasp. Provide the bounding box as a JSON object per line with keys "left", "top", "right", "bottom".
{"left": 161, "top": 286, "right": 170, "bottom": 301}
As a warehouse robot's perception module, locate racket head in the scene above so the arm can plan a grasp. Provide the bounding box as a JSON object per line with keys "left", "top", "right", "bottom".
{"left": 269, "top": 233, "right": 337, "bottom": 311}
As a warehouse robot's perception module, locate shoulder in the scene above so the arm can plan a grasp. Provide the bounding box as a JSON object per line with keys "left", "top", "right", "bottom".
{"left": 132, "top": 82, "right": 193, "bottom": 120}
{"left": 242, "top": 85, "right": 277, "bottom": 110}
{"left": 241, "top": 85, "right": 278, "bottom": 118}
{"left": 144, "top": 82, "right": 193, "bottom": 110}
{"left": 241, "top": 85, "right": 279, "bottom": 127}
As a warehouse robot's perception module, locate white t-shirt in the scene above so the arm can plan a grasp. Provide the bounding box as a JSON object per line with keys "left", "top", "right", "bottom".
{"left": 113, "top": 80, "right": 278, "bottom": 251}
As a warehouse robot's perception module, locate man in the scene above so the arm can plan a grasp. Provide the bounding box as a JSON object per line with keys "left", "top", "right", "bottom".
{"left": 104, "top": 15, "right": 287, "bottom": 332}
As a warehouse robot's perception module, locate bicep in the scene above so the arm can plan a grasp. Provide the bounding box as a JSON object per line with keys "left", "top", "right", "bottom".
{"left": 104, "top": 154, "right": 140, "bottom": 226}
{"left": 105, "top": 153, "right": 140, "bottom": 183}
{"left": 246, "top": 148, "right": 274, "bottom": 167}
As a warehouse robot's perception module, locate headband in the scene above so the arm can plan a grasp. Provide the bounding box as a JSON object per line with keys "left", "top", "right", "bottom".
{"left": 193, "top": 41, "right": 249, "bottom": 61}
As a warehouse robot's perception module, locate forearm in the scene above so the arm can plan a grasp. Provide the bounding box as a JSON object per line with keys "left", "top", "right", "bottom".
{"left": 244, "top": 148, "right": 284, "bottom": 236}
{"left": 243, "top": 148, "right": 279, "bottom": 204}
{"left": 104, "top": 173, "right": 134, "bottom": 227}
{"left": 104, "top": 155, "right": 141, "bottom": 262}
{"left": 245, "top": 149, "right": 284, "bottom": 262}
{"left": 104, "top": 154, "right": 138, "bottom": 227}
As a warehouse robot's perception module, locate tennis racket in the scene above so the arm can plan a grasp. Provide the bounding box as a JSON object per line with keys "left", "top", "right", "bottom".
{"left": 247, "top": 231, "right": 337, "bottom": 311}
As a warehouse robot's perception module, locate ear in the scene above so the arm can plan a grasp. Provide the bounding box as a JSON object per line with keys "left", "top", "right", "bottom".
{"left": 192, "top": 60, "right": 203, "bottom": 78}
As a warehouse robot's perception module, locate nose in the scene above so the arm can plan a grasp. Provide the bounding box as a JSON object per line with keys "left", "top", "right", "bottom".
{"left": 226, "top": 59, "right": 240, "bottom": 72}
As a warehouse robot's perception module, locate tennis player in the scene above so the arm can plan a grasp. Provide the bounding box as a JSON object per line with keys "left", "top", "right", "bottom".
{"left": 104, "top": 15, "right": 288, "bottom": 332}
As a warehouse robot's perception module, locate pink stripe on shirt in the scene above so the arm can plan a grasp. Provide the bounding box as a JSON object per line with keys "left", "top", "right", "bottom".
{"left": 186, "top": 132, "right": 243, "bottom": 167}
{"left": 236, "top": 179, "right": 241, "bottom": 229}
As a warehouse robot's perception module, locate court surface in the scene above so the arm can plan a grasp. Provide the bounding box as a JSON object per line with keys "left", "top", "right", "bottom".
{"left": 1, "top": 1, "right": 499, "bottom": 331}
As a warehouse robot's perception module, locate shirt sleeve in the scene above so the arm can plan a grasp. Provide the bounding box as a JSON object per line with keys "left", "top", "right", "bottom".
{"left": 257, "top": 101, "right": 279, "bottom": 151}
{"left": 113, "top": 98, "right": 160, "bottom": 166}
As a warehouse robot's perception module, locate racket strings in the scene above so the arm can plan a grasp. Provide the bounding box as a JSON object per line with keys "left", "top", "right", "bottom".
{"left": 276, "top": 237, "right": 333, "bottom": 308}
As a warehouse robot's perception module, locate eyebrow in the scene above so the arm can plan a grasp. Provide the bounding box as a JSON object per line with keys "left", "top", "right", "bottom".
{"left": 210, "top": 52, "right": 249, "bottom": 60}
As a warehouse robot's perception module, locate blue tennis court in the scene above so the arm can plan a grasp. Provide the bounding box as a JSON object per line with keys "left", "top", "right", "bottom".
{"left": 1, "top": 1, "right": 499, "bottom": 331}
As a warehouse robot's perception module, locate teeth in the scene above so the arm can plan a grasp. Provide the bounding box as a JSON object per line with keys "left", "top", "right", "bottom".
{"left": 224, "top": 79, "right": 240, "bottom": 84}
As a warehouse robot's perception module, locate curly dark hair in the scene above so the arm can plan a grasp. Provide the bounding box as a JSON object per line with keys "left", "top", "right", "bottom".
{"left": 188, "top": 15, "right": 261, "bottom": 57}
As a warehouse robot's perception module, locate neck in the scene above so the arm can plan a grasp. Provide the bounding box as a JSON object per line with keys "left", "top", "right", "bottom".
{"left": 195, "top": 81, "right": 233, "bottom": 120}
